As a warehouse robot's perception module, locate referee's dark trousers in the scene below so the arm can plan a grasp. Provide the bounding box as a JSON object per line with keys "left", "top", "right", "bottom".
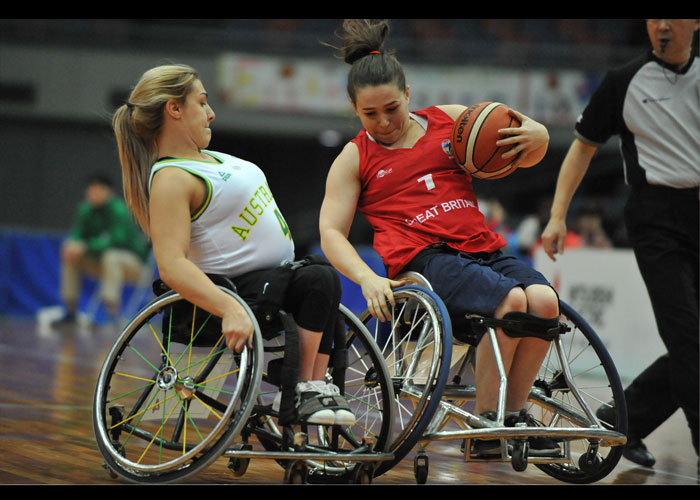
{"left": 623, "top": 184, "right": 699, "bottom": 455}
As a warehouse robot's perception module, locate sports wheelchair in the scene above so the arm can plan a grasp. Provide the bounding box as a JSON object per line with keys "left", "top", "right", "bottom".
{"left": 361, "top": 272, "right": 627, "bottom": 484}
{"left": 92, "top": 271, "right": 396, "bottom": 484}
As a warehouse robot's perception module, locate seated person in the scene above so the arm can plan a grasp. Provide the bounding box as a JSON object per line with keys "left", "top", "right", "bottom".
{"left": 60, "top": 174, "right": 149, "bottom": 321}
{"left": 319, "top": 20, "right": 559, "bottom": 453}
{"left": 113, "top": 63, "right": 354, "bottom": 426}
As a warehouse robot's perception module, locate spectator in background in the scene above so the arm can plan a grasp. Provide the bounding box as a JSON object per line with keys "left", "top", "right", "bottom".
{"left": 479, "top": 198, "right": 527, "bottom": 260}
{"left": 515, "top": 196, "right": 583, "bottom": 264}
{"left": 541, "top": 19, "right": 699, "bottom": 467}
{"left": 572, "top": 204, "right": 612, "bottom": 249}
{"left": 59, "top": 174, "right": 148, "bottom": 322}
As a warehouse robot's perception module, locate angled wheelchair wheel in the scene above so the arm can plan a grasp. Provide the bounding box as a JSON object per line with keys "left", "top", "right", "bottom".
{"left": 362, "top": 285, "right": 452, "bottom": 476}
{"left": 528, "top": 301, "right": 627, "bottom": 484}
{"left": 92, "top": 287, "right": 264, "bottom": 483}
{"left": 254, "top": 304, "right": 396, "bottom": 483}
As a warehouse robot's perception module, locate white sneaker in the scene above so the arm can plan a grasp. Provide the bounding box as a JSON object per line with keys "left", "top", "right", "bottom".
{"left": 272, "top": 381, "right": 355, "bottom": 426}
{"left": 296, "top": 381, "right": 337, "bottom": 425}
{"left": 272, "top": 381, "right": 336, "bottom": 425}
{"left": 316, "top": 382, "right": 356, "bottom": 426}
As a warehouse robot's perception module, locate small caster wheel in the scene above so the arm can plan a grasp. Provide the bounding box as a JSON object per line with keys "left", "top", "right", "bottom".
{"left": 414, "top": 453, "right": 429, "bottom": 484}
{"left": 102, "top": 462, "right": 118, "bottom": 479}
{"left": 352, "top": 463, "right": 375, "bottom": 484}
{"left": 511, "top": 440, "right": 529, "bottom": 472}
{"left": 104, "top": 441, "right": 126, "bottom": 479}
{"left": 227, "top": 443, "right": 252, "bottom": 477}
{"left": 284, "top": 460, "right": 308, "bottom": 484}
{"left": 579, "top": 447, "right": 602, "bottom": 473}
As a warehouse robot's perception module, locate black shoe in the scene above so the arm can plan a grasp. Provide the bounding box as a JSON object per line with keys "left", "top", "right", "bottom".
{"left": 596, "top": 401, "right": 655, "bottom": 467}
{"left": 595, "top": 401, "right": 617, "bottom": 428}
{"left": 623, "top": 438, "right": 655, "bottom": 468}
{"left": 505, "top": 410, "right": 561, "bottom": 456}
{"left": 55, "top": 312, "right": 76, "bottom": 325}
{"left": 470, "top": 439, "right": 502, "bottom": 456}
{"left": 470, "top": 411, "right": 504, "bottom": 457}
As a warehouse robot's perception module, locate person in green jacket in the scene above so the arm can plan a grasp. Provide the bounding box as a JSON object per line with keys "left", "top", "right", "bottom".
{"left": 59, "top": 174, "right": 148, "bottom": 321}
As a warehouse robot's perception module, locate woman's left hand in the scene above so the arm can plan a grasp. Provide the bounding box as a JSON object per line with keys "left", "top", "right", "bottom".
{"left": 496, "top": 108, "right": 549, "bottom": 167}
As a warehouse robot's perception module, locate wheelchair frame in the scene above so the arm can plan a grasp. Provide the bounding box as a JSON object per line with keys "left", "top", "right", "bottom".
{"left": 92, "top": 269, "right": 628, "bottom": 485}
{"left": 362, "top": 272, "right": 628, "bottom": 484}
{"left": 92, "top": 285, "right": 396, "bottom": 484}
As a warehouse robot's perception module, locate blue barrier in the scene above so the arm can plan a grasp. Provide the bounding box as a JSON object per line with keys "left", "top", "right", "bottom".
{"left": 0, "top": 228, "right": 153, "bottom": 322}
{"left": 0, "top": 230, "right": 383, "bottom": 323}
{"left": 309, "top": 243, "right": 386, "bottom": 316}
{"left": 0, "top": 229, "right": 65, "bottom": 317}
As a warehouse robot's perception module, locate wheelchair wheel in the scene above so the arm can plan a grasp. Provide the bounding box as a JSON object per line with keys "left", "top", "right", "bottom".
{"left": 528, "top": 300, "right": 627, "bottom": 484}
{"left": 362, "top": 285, "right": 452, "bottom": 476}
{"left": 92, "top": 287, "right": 264, "bottom": 483}
{"left": 253, "top": 304, "right": 396, "bottom": 483}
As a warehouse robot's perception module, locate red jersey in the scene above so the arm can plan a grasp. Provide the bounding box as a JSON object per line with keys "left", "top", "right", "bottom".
{"left": 353, "top": 106, "right": 506, "bottom": 278}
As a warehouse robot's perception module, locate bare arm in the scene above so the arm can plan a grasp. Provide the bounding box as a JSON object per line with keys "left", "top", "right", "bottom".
{"left": 540, "top": 138, "right": 598, "bottom": 261}
{"left": 319, "top": 143, "right": 406, "bottom": 321}
{"left": 149, "top": 167, "right": 254, "bottom": 352}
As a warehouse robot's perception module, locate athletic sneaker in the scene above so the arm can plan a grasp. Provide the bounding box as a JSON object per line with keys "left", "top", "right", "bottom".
{"left": 54, "top": 312, "right": 76, "bottom": 325}
{"left": 505, "top": 409, "right": 561, "bottom": 456}
{"left": 272, "top": 381, "right": 356, "bottom": 426}
{"left": 296, "top": 382, "right": 338, "bottom": 425}
{"left": 469, "top": 411, "right": 505, "bottom": 457}
{"left": 315, "top": 381, "right": 356, "bottom": 426}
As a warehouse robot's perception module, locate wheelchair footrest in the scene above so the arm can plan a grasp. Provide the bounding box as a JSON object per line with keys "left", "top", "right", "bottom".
{"left": 423, "top": 426, "right": 627, "bottom": 446}
{"left": 463, "top": 437, "right": 568, "bottom": 464}
{"left": 222, "top": 448, "right": 394, "bottom": 463}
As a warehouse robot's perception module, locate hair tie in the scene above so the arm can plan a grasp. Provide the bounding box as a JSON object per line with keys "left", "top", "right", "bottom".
{"left": 125, "top": 102, "right": 135, "bottom": 110}
{"left": 369, "top": 50, "right": 380, "bottom": 55}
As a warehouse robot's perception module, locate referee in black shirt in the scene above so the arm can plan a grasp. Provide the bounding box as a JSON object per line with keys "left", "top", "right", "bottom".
{"left": 541, "top": 19, "right": 699, "bottom": 468}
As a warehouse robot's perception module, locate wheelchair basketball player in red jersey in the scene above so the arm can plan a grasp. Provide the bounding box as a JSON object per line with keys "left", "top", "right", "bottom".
{"left": 319, "top": 19, "right": 560, "bottom": 456}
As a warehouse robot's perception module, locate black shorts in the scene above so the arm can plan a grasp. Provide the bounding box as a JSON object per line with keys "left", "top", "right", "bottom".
{"left": 232, "top": 263, "right": 342, "bottom": 354}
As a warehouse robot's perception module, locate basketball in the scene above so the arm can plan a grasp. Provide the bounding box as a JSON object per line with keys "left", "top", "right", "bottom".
{"left": 451, "top": 102, "right": 521, "bottom": 179}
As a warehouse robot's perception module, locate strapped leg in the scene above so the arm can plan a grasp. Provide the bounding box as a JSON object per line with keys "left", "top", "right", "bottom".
{"left": 471, "top": 312, "right": 567, "bottom": 342}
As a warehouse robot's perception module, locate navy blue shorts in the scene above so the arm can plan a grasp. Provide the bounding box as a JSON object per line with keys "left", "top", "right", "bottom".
{"left": 421, "top": 250, "right": 553, "bottom": 345}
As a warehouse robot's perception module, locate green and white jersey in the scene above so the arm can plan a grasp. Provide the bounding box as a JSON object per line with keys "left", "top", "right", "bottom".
{"left": 150, "top": 150, "right": 294, "bottom": 277}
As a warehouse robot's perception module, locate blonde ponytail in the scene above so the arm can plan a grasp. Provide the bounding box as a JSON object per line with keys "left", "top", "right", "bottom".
{"left": 112, "top": 64, "right": 200, "bottom": 236}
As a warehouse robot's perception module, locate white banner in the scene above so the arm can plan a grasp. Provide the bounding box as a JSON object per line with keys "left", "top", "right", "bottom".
{"left": 214, "top": 53, "right": 597, "bottom": 127}
{"left": 215, "top": 54, "right": 352, "bottom": 115}
{"left": 533, "top": 248, "right": 665, "bottom": 382}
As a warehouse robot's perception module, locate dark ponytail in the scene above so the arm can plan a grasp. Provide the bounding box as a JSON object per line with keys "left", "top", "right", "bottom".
{"left": 329, "top": 19, "right": 407, "bottom": 103}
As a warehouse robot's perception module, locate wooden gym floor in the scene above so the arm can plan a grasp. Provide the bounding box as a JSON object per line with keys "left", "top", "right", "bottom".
{"left": 0, "top": 315, "right": 697, "bottom": 487}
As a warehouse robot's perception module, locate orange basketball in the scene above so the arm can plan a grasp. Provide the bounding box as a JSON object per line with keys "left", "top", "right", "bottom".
{"left": 451, "top": 102, "right": 521, "bottom": 180}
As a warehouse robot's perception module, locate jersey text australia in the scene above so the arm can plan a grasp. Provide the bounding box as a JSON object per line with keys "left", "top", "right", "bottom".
{"left": 149, "top": 151, "right": 295, "bottom": 277}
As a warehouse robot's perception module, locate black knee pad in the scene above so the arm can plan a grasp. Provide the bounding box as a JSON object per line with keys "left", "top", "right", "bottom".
{"left": 287, "top": 264, "right": 341, "bottom": 333}
{"left": 293, "top": 264, "right": 341, "bottom": 299}
{"left": 500, "top": 312, "right": 564, "bottom": 341}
